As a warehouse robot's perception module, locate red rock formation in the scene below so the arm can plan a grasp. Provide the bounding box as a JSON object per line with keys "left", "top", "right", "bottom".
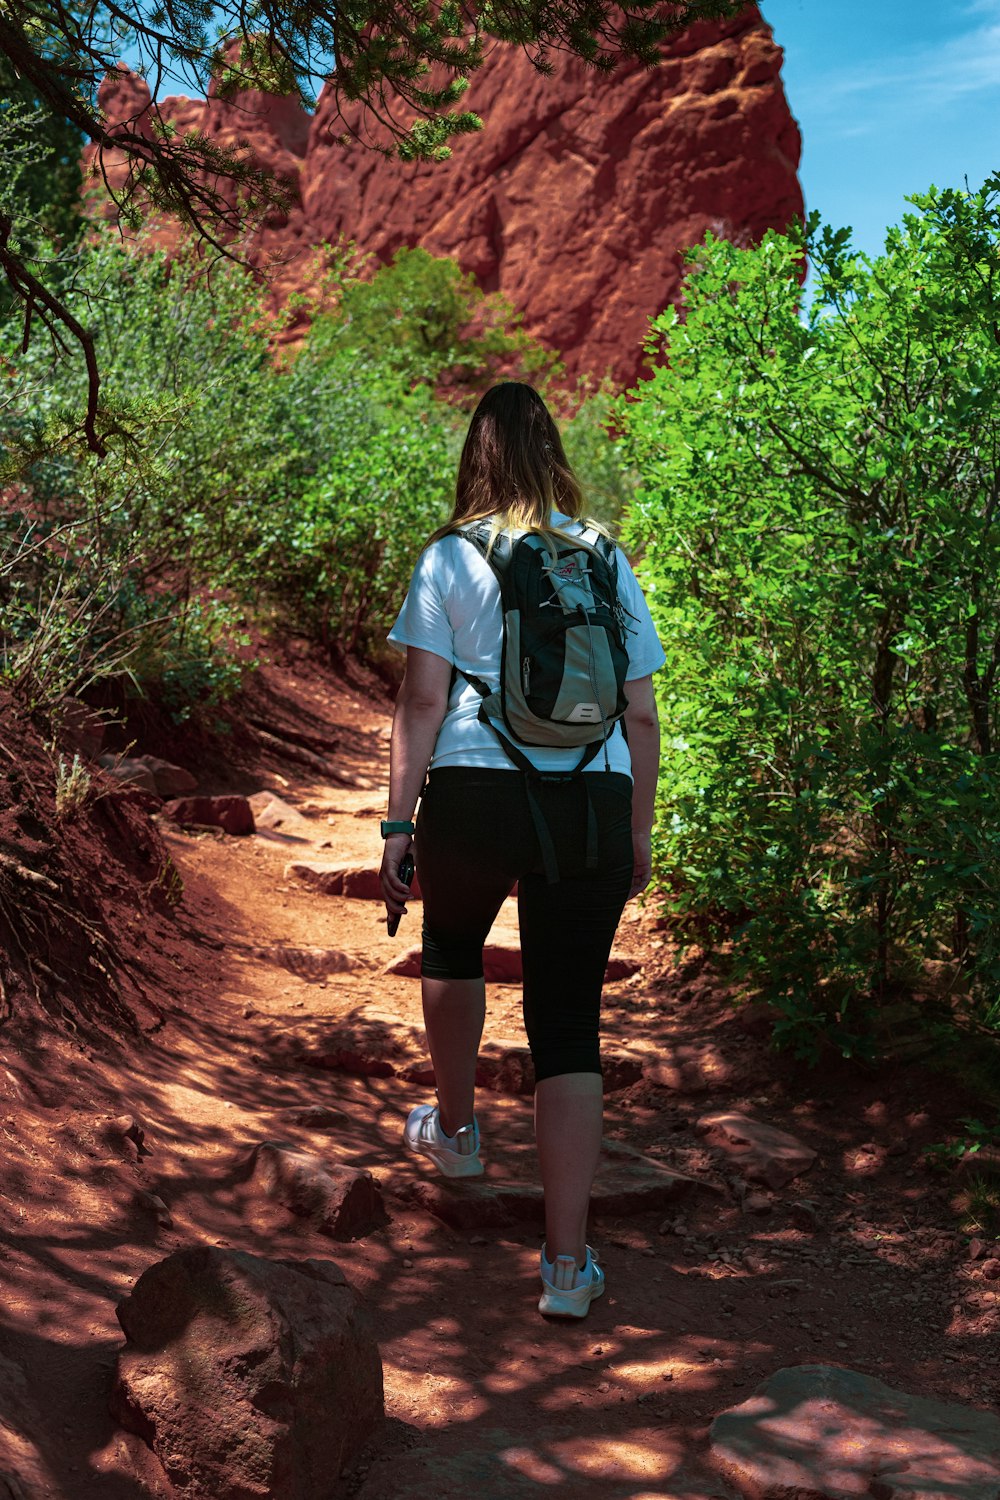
{"left": 87, "top": 6, "right": 802, "bottom": 386}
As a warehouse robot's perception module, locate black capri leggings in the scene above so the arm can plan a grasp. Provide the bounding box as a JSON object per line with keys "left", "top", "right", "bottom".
{"left": 414, "top": 767, "right": 634, "bottom": 1083}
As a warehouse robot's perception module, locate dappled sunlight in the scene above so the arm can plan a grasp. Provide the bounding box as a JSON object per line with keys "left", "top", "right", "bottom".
{"left": 2, "top": 661, "right": 998, "bottom": 1498}
{"left": 548, "top": 1430, "right": 684, "bottom": 1482}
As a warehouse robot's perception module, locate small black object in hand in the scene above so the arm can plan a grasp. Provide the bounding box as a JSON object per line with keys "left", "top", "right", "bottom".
{"left": 387, "top": 850, "right": 415, "bottom": 937}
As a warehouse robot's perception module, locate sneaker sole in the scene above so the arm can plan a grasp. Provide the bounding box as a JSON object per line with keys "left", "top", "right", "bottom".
{"left": 404, "top": 1137, "right": 485, "bottom": 1179}
{"left": 538, "top": 1274, "right": 606, "bottom": 1319}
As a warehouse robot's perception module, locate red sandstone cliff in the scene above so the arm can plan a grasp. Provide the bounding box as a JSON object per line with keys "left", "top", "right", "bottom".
{"left": 88, "top": 7, "right": 802, "bottom": 387}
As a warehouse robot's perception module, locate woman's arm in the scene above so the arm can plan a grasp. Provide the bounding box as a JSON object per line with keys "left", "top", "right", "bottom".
{"left": 380, "top": 646, "right": 452, "bottom": 918}
{"left": 623, "top": 674, "right": 659, "bottom": 899}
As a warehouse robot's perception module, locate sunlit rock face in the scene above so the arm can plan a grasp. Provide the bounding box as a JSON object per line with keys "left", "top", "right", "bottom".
{"left": 87, "top": 8, "right": 802, "bottom": 384}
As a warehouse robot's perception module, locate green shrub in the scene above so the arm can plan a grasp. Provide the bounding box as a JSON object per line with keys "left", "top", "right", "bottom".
{"left": 621, "top": 178, "right": 1000, "bottom": 1058}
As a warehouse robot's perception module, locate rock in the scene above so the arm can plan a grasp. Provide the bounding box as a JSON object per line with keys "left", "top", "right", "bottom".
{"left": 385, "top": 943, "right": 635, "bottom": 985}
{"left": 790, "top": 1199, "right": 822, "bottom": 1233}
{"left": 110, "top": 1246, "right": 383, "bottom": 1499}
{"left": 475, "top": 1040, "right": 537, "bottom": 1095}
{"left": 710, "top": 1364, "right": 1000, "bottom": 1500}
{"left": 697, "top": 1111, "right": 817, "bottom": 1190}
{"left": 249, "top": 792, "right": 315, "bottom": 837}
{"left": 980, "top": 1258, "right": 1000, "bottom": 1281}
{"left": 238, "top": 1141, "right": 386, "bottom": 1239}
{"left": 134, "top": 1189, "right": 173, "bottom": 1227}
{"left": 97, "top": 754, "right": 160, "bottom": 796}
{"left": 102, "top": 1113, "right": 147, "bottom": 1152}
{"left": 286, "top": 861, "right": 422, "bottom": 900}
{"left": 592, "top": 1140, "right": 701, "bottom": 1215}
{"left": 162, "top": 795, "right": 255, "bottom": 835}
{"left": 604, "top": 957, "right": 642, "bottom": 982}
{"left": 744, "top": 1191, "right": 772, "bottom": 1215}
{"left": 968, "top": 1237, "right": 986, "bottom": 1261}
{"left": 400, "top": 1139, "right": 698, "bottom": 1227}
{"left": 401, "top": 1178, "right": 535, "bottom": 1229}
{"left": 397, "top": 1062, "right": 438, "bottom": 1087}
{"left": 136, "top": 756, "right": 198, "bottom": 797}
{"left": 87, "top": 11, "right": 801, "bottom": 387}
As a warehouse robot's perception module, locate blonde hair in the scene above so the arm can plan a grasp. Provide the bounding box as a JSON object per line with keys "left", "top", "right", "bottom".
{"left": 426, "top": 382, "right": 608, "bottom": 556}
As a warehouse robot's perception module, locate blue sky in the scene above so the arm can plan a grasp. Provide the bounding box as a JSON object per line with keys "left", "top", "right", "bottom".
{"left": 761, "top": 0, "right": 1000, "bottom": 260}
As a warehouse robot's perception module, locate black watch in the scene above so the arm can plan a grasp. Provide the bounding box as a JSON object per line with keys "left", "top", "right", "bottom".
{"left": 380, "top": 819, "right": 415, "bottom": 838}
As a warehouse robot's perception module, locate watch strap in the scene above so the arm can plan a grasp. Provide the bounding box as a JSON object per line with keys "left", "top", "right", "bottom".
{"left": 380, "top": 819, "right": 415, "bottom": 838}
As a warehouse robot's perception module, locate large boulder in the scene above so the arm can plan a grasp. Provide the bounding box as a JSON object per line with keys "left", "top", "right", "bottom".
{"left": 110, "top": 1246, "right": 383, "bottom": 1499}
{"left": 711, "top": 1364, "right": 1000, "bottom": 1500}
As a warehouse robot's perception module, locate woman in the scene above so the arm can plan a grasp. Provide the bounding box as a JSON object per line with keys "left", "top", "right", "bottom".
{"left": 379, "top": 382, "right": 664, "bottom": 1319}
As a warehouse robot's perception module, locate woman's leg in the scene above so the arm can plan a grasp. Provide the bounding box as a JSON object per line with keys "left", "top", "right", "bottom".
{"left": 519, "top": 775, "right": 634, "bottom": 1264}
{"left": 421, "top": 975, "right": 486, "bottom": 1136}
{"left": 414, "top": 770, "right": 524, "bottom": 1137}
{"left": 535, "top": 1072, "right": 603, "bottom": 1264}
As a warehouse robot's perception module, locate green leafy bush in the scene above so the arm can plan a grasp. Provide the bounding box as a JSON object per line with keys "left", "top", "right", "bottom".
{"left": 621, "top": 178, "right": 1000, "bottom": 1058}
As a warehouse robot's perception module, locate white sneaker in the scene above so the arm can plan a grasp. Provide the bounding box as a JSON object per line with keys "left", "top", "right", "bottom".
{"left": 403, "top": 1104, "right": 484, "bottom": 1178}
{"left": 538, "top": 1244, "right": 605, "bottom": 1319}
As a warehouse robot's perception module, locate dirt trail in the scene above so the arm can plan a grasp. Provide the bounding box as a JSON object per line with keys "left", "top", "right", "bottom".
{"left": 1, "top": 658, "right": 998, "bottom": 1499}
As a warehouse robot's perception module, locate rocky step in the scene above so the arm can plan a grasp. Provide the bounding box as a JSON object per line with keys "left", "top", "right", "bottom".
{"left": 397, "top": 1142, "right": 707, "bottom": 1229}
{"left": 711, "top": 1364, "right": 1000, "bottom": 1499}
{"left": 385, "top": 943, "right": 639, "bottom": 985}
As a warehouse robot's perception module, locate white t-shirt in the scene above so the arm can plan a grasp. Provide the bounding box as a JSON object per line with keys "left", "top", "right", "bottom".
{"left": 388, "top": 512, "right": 666, "bottom": 778}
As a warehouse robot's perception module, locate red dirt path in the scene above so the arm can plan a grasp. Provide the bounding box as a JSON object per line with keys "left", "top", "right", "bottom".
{"left": 1, "top": 653, "right": 998, "bottom": 1498}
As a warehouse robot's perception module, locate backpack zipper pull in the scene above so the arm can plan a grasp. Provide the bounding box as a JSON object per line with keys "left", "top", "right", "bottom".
{"left": 522, "top": 657, "right": 531, "bottom": 696}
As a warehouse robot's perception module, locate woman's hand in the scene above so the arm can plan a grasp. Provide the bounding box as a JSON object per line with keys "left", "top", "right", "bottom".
{"left": 628, "top": 828, "right": 652, "bottom": 900}
{"left": 380, "top": 834, "right": 415, "bottom": 923}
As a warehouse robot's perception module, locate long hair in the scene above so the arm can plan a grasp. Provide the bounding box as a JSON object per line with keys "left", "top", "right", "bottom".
{"left": 426, "top": 382, "right": 604, "bottom": 554}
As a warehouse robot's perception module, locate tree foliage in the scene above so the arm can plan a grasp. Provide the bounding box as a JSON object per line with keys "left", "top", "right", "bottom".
{"left": 621, "top": 178, "right": 1000, "bottom": 1058}
{"left": 1, "top": 229, "right": 589, "bottom": 712}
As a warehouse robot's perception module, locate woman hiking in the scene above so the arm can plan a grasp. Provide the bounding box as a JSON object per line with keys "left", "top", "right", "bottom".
{"left": 379, "top": 381, "right": 664, "bottom": 1319}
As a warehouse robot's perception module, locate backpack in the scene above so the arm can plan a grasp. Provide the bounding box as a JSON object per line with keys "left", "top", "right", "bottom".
{"left": 453, "top": 520, "right": 631, "bottom": 880}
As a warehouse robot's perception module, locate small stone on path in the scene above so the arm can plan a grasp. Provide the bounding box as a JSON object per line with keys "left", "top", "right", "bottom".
{"left": 163, "top": 795, "right": 255, "bottom": 835}
{"left": 136, "top": 755, "right": 198, "bottom": 797}
{"left": 697, "top": 1110, "right": 817, "bottom": 1190}
{"left": 97, "top": 755, "right": 160, "bottom": 796}
{"left": 711, "top": 1364, "right": 1000, "bottom": 1500}
{"left": 238, "top": 1141, "right": 385, "bottom": 1239}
